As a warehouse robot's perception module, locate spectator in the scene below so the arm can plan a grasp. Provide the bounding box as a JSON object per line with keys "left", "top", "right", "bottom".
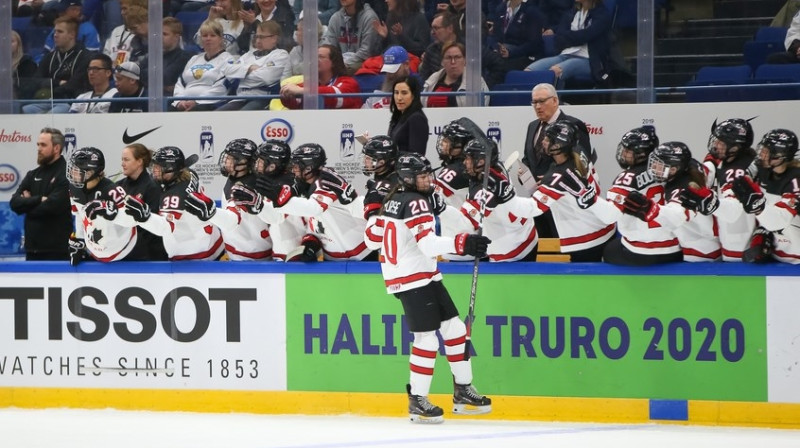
{"left": 363, "top": 45, "right": 413, "bottom": 109}
{"left": 172, "top": 19, "right": 233, "bottom": 111}
{"left": 10, "top": 127, "right": 72, "bottom": 261}
{"left": 115, "top": 4, "right": 148, "bottom": 66}
{"left": 195, "top": 0, "right": 246, "bottom": 55}
{"left": 172, "top": 0, "right": 213, "bottom": 15}
{"left": 771, "top": 0, "right": 800, "bottom": 27}
{"left": 109, "top": 61, "right": 148, "bottom": 112}
{"left": 237, "top": 0, "right": 296, "bottom": 53}
{"left": 138, "top": 17, "right": 196, "bottom": 96}
{"left": 440, "top": 0, "right": 467, "bottom": 40}
{"left": 69, "top": 53, "right": 118, "bottom": 113}
{"left": 280, "top": 44, "right": 363, "bottom": 109}
{"left": 43, "top": 0, "right": 101, "bottom": 55}
{"left": 292, "top": 0, "right": 339, "bottom": 25}
{"left": 12, "top": 30, "right": 38, "bottom": 106}
{"left": 288, "top": 11, "right": 324, "bottom": 76}
{"left": 23, "top": 17, "right": 92, "bottom": 114}
{"left": 373, "top": 0, "right": 430, "bottom": 57}
{"left": 524, "top": 0, "right": 613, "bottom": 89}
{"left": 321, "top": 0, "right": 382, "bottom": 74}
{"left": 487, "top": 0, "right": 546, "bottom": 71}
{"left": 419, "top": 11, "right": 456, "bottom": 82}
{"left": 533, "top": 0, "right": 574, "bottom": 32}
{"left": 422, "top": 42, "right": 489, "bottom": 107}
{"left": 116, "top": 143, "right": 168, "bottom": 260}
{"left": 767, "top": 10, "right": 800, "bottom": 64}
{"left": 102, "top": 0, "right": 145, "bottom": 66}
{"left": 219, "top": 20, "right": 291, "bottom": 110}
{"left": 388, "top": 76, "right": 429, "bottom": 155}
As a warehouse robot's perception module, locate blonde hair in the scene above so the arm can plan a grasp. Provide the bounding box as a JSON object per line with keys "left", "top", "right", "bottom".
{"left": 11, "top": 31, "right": 22, "bottom": 71}
{"left": 199, "top": 19, "right": 224, "bottom": 38}
{"left": 125, "top": 6, "right": 148, "bottom": 27}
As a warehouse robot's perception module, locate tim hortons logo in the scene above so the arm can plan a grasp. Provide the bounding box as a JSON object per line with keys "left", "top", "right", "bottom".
{"left": 0, "top": 129, "right": 33, "bottom": 143}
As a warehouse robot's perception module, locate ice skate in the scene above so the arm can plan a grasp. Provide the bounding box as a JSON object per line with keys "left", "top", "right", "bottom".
{"left": 407, "top": 384, "right": 444, "bottom": 424}
{"left": 453, "top": 383, "right": 492, "bottom": 415}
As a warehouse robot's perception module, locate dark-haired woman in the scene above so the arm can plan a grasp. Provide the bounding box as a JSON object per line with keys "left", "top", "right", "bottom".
{"left": 388, "top": 76, "right": 429, "bottom": 156}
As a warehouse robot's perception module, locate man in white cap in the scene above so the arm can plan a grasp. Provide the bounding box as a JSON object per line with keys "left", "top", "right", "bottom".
{"left": 362, "top": 45, "right": 413, "bottom": 109}
{"left": 109, "top": 61, "right": 148, "bottom": 112}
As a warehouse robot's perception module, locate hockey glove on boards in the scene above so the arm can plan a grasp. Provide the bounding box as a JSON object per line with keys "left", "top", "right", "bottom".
{"left": 84, "top": 200, "right": 118, "bottom": 221}
{"left": 679, "top": 183, "right": 719, "bottom": 215}
{"left": 300, "top": 235, "right": 322, "bottom": 262}
{"left": 454, "top": 233, "right": 492, "bottom": 258}
{"left": 124, "top": 195, "right": 151, "bottom": 222}
{"left": 731, "top": 176, "right": 766, "bottom": 214}
{"left": 230, "top": 184, "right": 264, "bottom": 214}
{"left": 743, "top": 227, "right": 775, "bottom": 263}
{"left": 69, "top": 237, "right": 87, "bottom": 267}
{"left": 622, "top": 191, "right": 659, "bottom": 222}
{"left": 184, "top": 191, "right": 217, "bottom": 221}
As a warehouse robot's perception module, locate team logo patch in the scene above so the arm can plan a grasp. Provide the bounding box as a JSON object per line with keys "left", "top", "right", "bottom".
{"left": 261, "top": 118, "right": 294, "bottom": 143}
{"left": 340, "top": 130, "right": 355, "bottom": 160}
{"left": 0, "top": 164, "right": 20, "bottom": 191}
{"left": 64, "top": 133, "right": 77, "bottom": 158}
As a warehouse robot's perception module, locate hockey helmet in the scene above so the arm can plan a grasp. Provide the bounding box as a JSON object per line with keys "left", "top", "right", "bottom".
{"left": 152, "top": 146, "right": 186, "bottom": 183}
{"left": 219, "top": 138, "right": 257, "bottom": 177}
{"left": 543, "top": 121, "right": 577, "bottom": 156}
{"left": 757, "top": 128, "right": 799, "bottom": 167}
{"left": 361, "top": 135, "right": 398, "bottom": 176}
{"left": 254, "top": 139, "right": 292, "bottom": 175}
{"left": 396, "top": 153, "right": 434, "bottom": 194}
{"left": 463, "top": 138, "right": 499, "bottom": 177}
{"left": 67, "top": 146, "right": 105, "bottom": 188}
{"left": 708, "top": 118, "right": 754, "bottom": 160}
{"left": 648, "top": 141, "right": 692, "bottom": 182}
{"left": 436, "top": 121, "right": 473, "bottom": 164}
{"left": 616, "top": 125, "right": 659, "bottom": 169}
{"left": 291, "top": 143, "right": 327, "bottom": 180}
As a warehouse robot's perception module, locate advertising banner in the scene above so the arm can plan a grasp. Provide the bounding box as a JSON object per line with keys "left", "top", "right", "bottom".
{"left": 286, "top": 273, "right": 767, "bottom": 401}
{"left": 0, "top": 273, "right": 287, "bottom": 390}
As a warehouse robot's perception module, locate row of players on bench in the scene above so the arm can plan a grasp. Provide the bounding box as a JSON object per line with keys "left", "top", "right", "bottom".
{"left": 67, "top": 117, "right": 800, "bottom": 265}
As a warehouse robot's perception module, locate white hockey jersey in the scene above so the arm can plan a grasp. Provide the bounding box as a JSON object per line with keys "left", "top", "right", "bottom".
{"left": 654, "top": 174, "right": 721, "bottom": 262}
{"left": 70, "top": 178, "right": 137, "bottom": 262}
{"left": 211, "top": 175, "right": 273, "bottom": 260}
{"left": 172, "top": 51, "right": 232, "bottom": 106}
{"left": 754, "top": 165, "right": 800, "bottom": 264}
{"left": 103, "top": 25, "right": 136, "bottom": 66}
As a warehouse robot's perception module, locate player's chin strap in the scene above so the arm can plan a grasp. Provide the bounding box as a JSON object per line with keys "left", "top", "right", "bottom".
{"left": 456, "top": 117, "right": 492, "bottom": 361}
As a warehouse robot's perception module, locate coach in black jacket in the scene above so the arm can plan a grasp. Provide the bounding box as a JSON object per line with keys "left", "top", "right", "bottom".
{"left": 10, "top": 127, "right": 72, "bottom": 261}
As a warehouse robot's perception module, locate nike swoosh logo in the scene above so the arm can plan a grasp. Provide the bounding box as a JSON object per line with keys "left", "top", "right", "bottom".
{"left": 122, "top": 126, "right": 162, "bottom": 144}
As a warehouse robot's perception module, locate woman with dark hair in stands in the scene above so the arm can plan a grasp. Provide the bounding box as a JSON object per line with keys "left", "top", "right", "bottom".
{"left": 388, "top": 76, "right": 429, "bottom": 156}
{"left": 237, "top": 0, "right": 296, "bottom": 53}
{"left": 372, "top": 0, "right": 430, "bottom": 57}
{"left": 523, "top": 0, "right": 612, "bottom": 89}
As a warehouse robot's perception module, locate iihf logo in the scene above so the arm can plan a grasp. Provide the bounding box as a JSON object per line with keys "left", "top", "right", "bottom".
{"left": 63, "top": 133, "right": 77, "bottom": 157}
{"left": 487, "top": 127, "right": 502, "bottom": 151}
{"left": 340, "top": 130, "right": 355, "bottom": 160}
{"left": 200, "top": 131, "right": 214, "bottom": 161}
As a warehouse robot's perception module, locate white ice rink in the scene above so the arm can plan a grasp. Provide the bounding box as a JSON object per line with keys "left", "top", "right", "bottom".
{"left": 2, "top": 408, "right": 800, "bottom": 448}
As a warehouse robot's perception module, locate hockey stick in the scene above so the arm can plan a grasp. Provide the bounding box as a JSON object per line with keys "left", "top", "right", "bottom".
{"left": 455, "top": 117, "right": 493, "bottom": 361}
{"left": 503, "top": 150, "right": 520, "bottom": 170}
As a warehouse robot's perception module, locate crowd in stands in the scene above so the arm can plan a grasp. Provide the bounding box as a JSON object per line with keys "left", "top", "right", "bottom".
{"left": 9, "top": 0, "right": 626, "bottom": 112}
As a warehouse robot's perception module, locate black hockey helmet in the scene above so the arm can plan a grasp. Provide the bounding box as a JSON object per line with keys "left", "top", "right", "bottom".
{"left": 396, "top": 153, "right": 434, "bottom": 194}
{"left": 219, "top": 138, "right": 257, "bottom": 177}
{"left": 254, "top": 139, "right": 292, "bottom": 175}
{"left": 463, "top": 138, "right": 499, "bottom": 177}
{"left": 291, "top": 143, "right": 327, "bottom": 180}
{"left": 543, "top": 120, "right": 577, "bottom": 156}
{"left": 436, "top": 120, "right": 473, "bottom": 164}
{"left": 67, "top": 146, "right": 105, "bottom": 188}
{"left": 648, "top": 141, "right": 692, "bottom": 182}
{"left": 616, "top": 125, "right": 659, "bottom": 169}
{"left": 757, "top": 128, "right": 799, "bottom": 167}
{"left": 708, "top": 118, "right": 754, "bottom": 159}
{"left": 361, "top": 135, "right": 398, "bottom": 176}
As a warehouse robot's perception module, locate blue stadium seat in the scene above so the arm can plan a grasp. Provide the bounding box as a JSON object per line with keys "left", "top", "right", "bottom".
{"left": 12, "top": 17, "right": 31, "bottom": 33}
{"left": 504, "top": 69, "right": 556, "bottom": 86}
{"left": 755, "top": 27, "right": 788, "bottom": 42}
{"left": 542, "top": 34, "right": 557, "bottom": 57}
{"left": 743, "top": 41, "right": 784, "bottom": 71}
{"left": 742, "top": 64, "right": 800, "bottom": 101}
{"left": 489, "top": 83, "right": 536, "bottom": 106}
{"left": 176, "top": 11, "right": 208, "bottom": 49}
{"left": 685, "top": 65, "right": 752, "bottom": 102}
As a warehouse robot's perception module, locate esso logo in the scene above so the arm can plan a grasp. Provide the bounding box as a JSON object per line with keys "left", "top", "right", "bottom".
{"left": 261, "top": 119, "right": 294, "bottom": 144}
{"left": 0, "top": 164, "right": 20, "bottom": 192}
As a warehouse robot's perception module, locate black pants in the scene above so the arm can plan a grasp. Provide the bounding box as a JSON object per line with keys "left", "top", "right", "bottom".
{"left": 394, "top": 281, "right": 459, "bottom": 332}
{"left": 602, "top": 238, "right": 683, "bottom": 266}
{"left": 569, "top": 240, "right": 609, "bottom": 262}
{"left": 535, "top": 210, "right": 559, "bottom": 238}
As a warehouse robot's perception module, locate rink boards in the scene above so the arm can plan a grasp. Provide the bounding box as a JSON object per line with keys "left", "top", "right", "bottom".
{"left": 1, "top": 262, "right": 799, "bottom": 428}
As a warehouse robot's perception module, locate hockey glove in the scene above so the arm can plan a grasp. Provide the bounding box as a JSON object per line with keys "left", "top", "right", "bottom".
{"left": 69, "top": 237, "right": 87, "bottom": 267}
{"left": 429, "top": 191, "right": 447, "bottom": 216}
{"left": 742, "top": 227, "right": 775, "bottom": 263}
{"left": 84, "top": 199, "right": 118, "bottom": 221}
{"left": 703, "top": 152, "right": 722, "bottom": 167}
{"left": 256, "top": 176, "right": 295, "bottom": 207}
{"left": 124, "top": 195, "right": 151, "bottom": 222}
{"left": 679, "top": 183, "right": 719, "bottom": 215}
{"left": 455, "top": 233, "right": 492, "bottom": 258}
{"left": 575, "top": 179, "right": 598, "bottom": 210}
{"left": 184, "top": 191, "right": 217, "bottom": 221}
{"left": 230, "top": 184, "right": 264, "bottom": 214}
{"left": 622, "top": 191, "right": 659, "bottom": 222}
{"left": 300, "top": 235, "right": 322, "bottom": 262}
{"left": 362, "top": 189, "right": 386, "bottom": 219}
{"left": 731, "top": 176, "right": 766, "bottom": 214}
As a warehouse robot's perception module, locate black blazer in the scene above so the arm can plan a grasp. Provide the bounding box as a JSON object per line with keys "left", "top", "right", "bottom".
{"left": 521, "top": 110, "right": 594, "bottom": 178}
